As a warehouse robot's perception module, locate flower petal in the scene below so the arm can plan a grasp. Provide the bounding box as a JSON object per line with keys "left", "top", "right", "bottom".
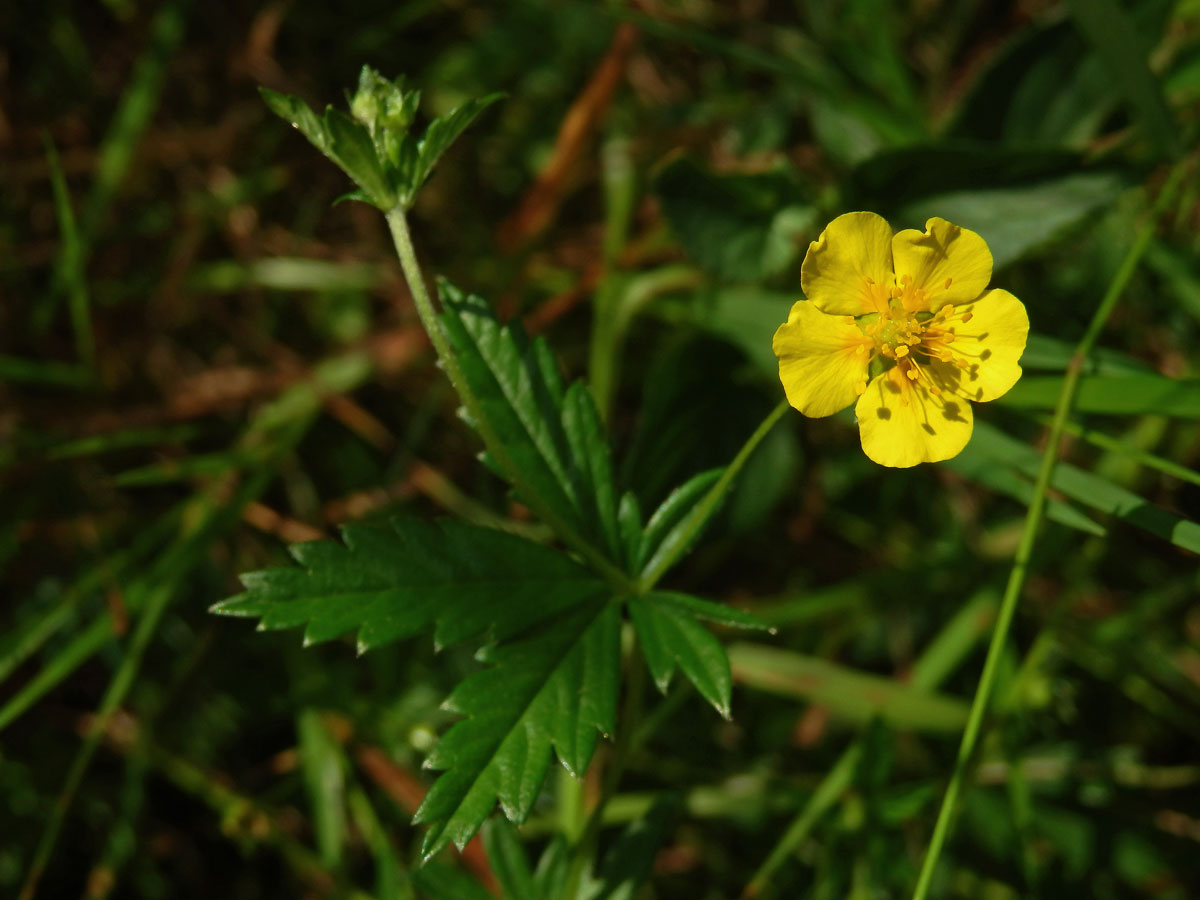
{"left": 942, "top": 288, "right": 1029, "bottom": 402}
{"left": 855, "top": 367, "right": 974, "bottom": 467}
{"left": 891, "top": 218, "right": 992, "bottom": 311}
{"left": 773, "top": 300, "right": 870, "bottom": 418}
{"left": 801, "top": 211, "right": 895, "bottom": 316}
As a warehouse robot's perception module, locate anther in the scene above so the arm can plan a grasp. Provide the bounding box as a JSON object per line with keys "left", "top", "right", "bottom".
{"left": 961, "top": 312, "right": 973, "bottom": 323}
{"left": 944, "top": 277, "right": 953, "bottom": 289}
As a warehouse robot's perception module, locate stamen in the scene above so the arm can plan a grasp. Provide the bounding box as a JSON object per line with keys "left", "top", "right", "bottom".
{"left": 961, "top": 312, "right": 973, "bottom": 323}
{"left": 944, "top": 277, "right": 953, "bottom": 289}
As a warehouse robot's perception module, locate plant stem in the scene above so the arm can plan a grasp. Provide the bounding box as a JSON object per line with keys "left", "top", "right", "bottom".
{"left": 909, "top": 158, "right": 1192, "bottom": 900}
{"left": 385, "top": 207, "right": 475, "bottom": 407}
{"left": 639, "top": 399, "right": 788, "bottom": 591}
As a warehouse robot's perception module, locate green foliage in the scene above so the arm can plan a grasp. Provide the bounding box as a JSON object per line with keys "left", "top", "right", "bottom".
{"left": 415, "top": 603, "right": 619, "bottom": 858}
{"left": 214, "top": 517, "right": 609, "bottom": 651}
{"left": 261, "top": 67, "right": 502, "bottom": 211}
{"left": 438, "top": 281, "right": 625, "bottom": 565}
{"left": 654, "top": 156, "right": 813, "bottom": 282}
{"left": 8, "top": 4, "right": 1200, "bottom": 899}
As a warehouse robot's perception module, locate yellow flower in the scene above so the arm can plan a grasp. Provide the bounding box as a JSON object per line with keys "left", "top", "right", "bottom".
{"left": 772, "top": 212, "right": 1029, "bottom": 468}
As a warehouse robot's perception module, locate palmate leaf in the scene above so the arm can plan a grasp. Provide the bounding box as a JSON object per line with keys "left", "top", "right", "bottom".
{"left": 213, "top": 517, "right": 621, "bottom": 861}
{"left": 439, "top": 280, "right": 624, "bottom": 563}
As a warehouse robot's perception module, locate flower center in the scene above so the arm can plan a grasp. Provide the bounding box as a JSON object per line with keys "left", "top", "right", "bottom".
{"left": 850, "top": 278, "right": 975, "bottom": 402}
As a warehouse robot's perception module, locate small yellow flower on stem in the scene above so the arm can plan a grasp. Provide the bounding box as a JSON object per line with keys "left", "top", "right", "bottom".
{"left": 772, "top": 212, "right": 1029, "bottom": 468}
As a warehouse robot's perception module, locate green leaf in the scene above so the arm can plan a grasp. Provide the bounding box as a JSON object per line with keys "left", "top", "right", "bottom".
{"left": 482, "top": 819, "right": 537, "bottom": 900}
{"left": 852, "top": 147, "right": 1131, "bottom": 268}
{"left": 412, "top": 863, "right": 496, "bottom": 900}
{"left": 727, "top": 643, "right": 970, "bottom": 732}
{"left": 408, "top": 93, "right": 505, "bottom": 202}
{"left": 220, "top": 517, "right": 623, "bottom": 864}
{"left": 561, "top": 382, "right": 623, "bottom": 564}
{"left": 260, "top": 87, "right": 332, "bottom": 155}
{"left": 532, "top": 836, "right": 571, "bottom": 900}
{"left": 1021, "top": 334, "right": 1152, "bottom": 375}
{"left": 323, "top": 107, "right": 395, "bottom": 208}
{"left": 673, "top": 285, "right": 794, "bottom": 375}
{"left": 439, "top": 281, "right": 623, "bottom": 561}
{"left": 212, "top": 517, "right": 607, "bottom": 652}
{"left": 969, "top": 422, "right": 1200, "bottom": 554}
{"left": 628, "top": 595, "right": 732, "bottom": 718}
{"left": 637, "top": 469, "right": 723, "bottom": 573}
{"left": 645, "top": 591, "right": 772, "bottom": 632}
{"left": 1066, "top": 0, "right": 1179, "bottom": 157}
{"left": 616, "top": 492, "right": 643, "bottom": 572}
{"left": 946, "top": 20, "right": 1116, "bottom": 147}
{"left": 946, "top": 446, "right": 1106, "bottom": 537}
{"left": 297, "top": 710, "right": 347, "bottom": 869}
{"left": 416, "top": 602, "right": 620, "bottom": 859}
{"left": 998, "top": 373, "right": 1200, "bottom": 418}
{"left": 587, "top": 795, "right": 681, "bottom": 900}
{"left": 260, "top": 88, "right": 395, "bottom": 208}
{"left": 654, "top": 156, "right": 814, "bottom": 282}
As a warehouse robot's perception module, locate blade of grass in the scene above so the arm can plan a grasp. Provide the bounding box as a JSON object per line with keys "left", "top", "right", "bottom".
{"left": 742, "top": 590, "right": 998, "bottom": 898}
{"left": 728, "top": 644, "right": 969, "bottom": 733}
{"left": 17, "top": 471, "right": 272, "bottom": 900}
{"left": 0, "top": 616, "right": 115, "bottom": 732}
{"left": 909, "top": 156, "right": 1192, "bottom": 900}
{"left": 44, "top": 135, "right": 93, "bottom": 367}
{"left": 36, "top": 0, "right": 189, "bottom": 333}
{"left": 17, "top": 348, "right": 380, "bottom": 898}
{"left": 0, "top": 355, "right": 90, "bottom": 389}
{"left": 0, "top": 511, "right": 175, "bottom": 690}
{"left": 1041, "top": 415, "right": 1200, "bottom": 489}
